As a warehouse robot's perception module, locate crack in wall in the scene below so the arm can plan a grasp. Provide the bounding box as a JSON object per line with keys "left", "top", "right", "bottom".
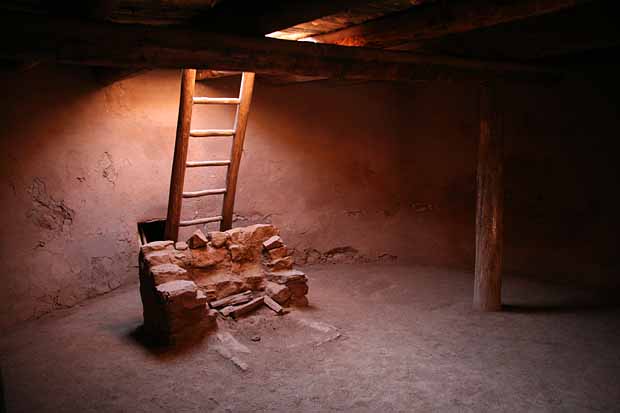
{"left": 27, "top": 177, "right": 75, "bottom": 235}
{"left": 98, "top": 151, "right": 118, "bottom": 185}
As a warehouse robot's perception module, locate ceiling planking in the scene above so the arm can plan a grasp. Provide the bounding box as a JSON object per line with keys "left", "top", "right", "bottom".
{"left": 266, "top": 0, "right": 425, "bottom": 41}
{"left": 106, "top": 0, "right": 223, "bottom": 24}
{"left": 193, "top": 0, "right": 428, "bottom": 38}
{"left": 310, "top": 0, "right": 593, "bottom": 49}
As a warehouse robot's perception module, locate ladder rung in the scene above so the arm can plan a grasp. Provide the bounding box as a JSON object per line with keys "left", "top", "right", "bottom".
{"left": 179, "top": 216, "right": 223, "bottom": 227}
{"left": 190, "top": 129, "right": 235, "bottom": 137}
{"left": 186, "top": 160, "right": 231, "bottom": 168}
{"left": 182, "top": 188, "right": 227, "bottom": 198}
{"left": 193, "top": 97, "right": 240, "bottom": 105}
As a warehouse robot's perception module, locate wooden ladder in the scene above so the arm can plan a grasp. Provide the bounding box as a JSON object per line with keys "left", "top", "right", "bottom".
{"left": 164, "top": 69, "right": 255, "bottom": 241}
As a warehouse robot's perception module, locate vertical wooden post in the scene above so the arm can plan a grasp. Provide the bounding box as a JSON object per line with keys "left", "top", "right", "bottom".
{"left": 220, "top": 72, "right": 255, "bottom": 231}
{"left": 473, "top": 82, "right": 504, "bottom": 311}
{"left": 164, "top": 68, "right": 196, "bottom": 241}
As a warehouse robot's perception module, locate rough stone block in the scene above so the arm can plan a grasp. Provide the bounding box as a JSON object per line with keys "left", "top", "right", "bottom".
{"left": 231, "top": 261, "right": 261, "bottom": 276}
{"left": 175, "top": 241, "right": 188, "bottom": 250}
{"left": 168, "top": 310, "right": 213, "bottom": 345}
{"left": 287, "top": 281, "right": 309, "bottom": 298}
{"left": 209, "top": 231, "right": 229, "bottom": 248}
{"left": 210, "top": 279, "right": 244, "bottom": 300}
{"left": 267, "top": 246, "right": 288, "bottom": 260}
{"left": 187, "top": 229, "right": 208, "bottom": 249}
{"left": 141, "top": 279, "right": 214, "bottom": 346}
{"left": 194, "top": 290, "right": 208, "bottom": 308}
{"left": 265, "top": 281, "right": 291, "bottom": 305}
{"left": 141, "top": 240, "right": 174, "bottom": 255}
{"left": 290, "top": 295, "right": 309, "bottom": 307}
{"left": 227, "top": 224, "right": 278, "bottom": 248}
{"left": 172, "top": 250, "right": 193, "bottom": 267}
{"left": 150, "top": 240, "right": 176, "bottom": 250}
{"left": 223, "top": 225, "right": 279, "bottom": 263}
{"left": 157, "top": 280, "right": 196, "bottom": 300}
{"left": 267, "top": 269, "right": 307, "bottom": 285}
{"left": 241, "top": 274, "right": 265, "bottom": 292}
{"left": 150, "top": 263, "right": 189, "bottom": 285}
{"left": 192, "top": 245, "right": 229, "bottom": 268}
{"left": 144, "top": 248, "right": 194, "bottom": 268}
{"left": 144, "top": 250, "right": 174, "bottom": 267}
{"left": 263, "top": 235, "right": 284, "bottom": 251}
{"left": 268, "top": 256, "right": 294, "bottom": 271}
{"left": 228, "top": 244, "right": 245, "bottom": 261}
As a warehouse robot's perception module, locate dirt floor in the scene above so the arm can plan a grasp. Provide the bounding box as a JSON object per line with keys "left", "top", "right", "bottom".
{"left": 1, "top": 264, "right": 619, "bottom": 412}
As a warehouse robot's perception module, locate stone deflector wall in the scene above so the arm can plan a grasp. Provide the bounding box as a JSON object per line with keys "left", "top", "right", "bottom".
{"left": 139, "top": 224, "right": 309, "bottom": 344}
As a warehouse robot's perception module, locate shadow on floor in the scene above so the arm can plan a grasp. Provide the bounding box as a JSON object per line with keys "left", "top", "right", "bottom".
{"left": 125, "top": 324, "right": 211, "bottom": 360}
{"left": 503, "top": 299, "right": 620, "bottom": 314}
{"left": 98, "top": 312, "right": 210, "bottom": 359}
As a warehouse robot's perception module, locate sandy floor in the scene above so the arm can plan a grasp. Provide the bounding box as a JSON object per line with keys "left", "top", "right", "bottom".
{"left": 1, "top": 264, "right": 619, "bottom": 412}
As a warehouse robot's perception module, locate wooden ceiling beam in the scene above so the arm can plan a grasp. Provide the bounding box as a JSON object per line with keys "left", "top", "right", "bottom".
{"left": 196, "top": 70, "right": 240, "bottom": 81}
{"left": 311, "top": 0, "right": 593, "bottom": 50}
{"left": 0, "top": 12, "right": 559, "bottom": 82}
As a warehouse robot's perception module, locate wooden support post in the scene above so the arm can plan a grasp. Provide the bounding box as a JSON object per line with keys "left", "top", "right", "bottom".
{"left": 220, "top": 72, "right": 255, "bottom": 231}
{"left": 473, "top": 82, "right": 504, "bottom": 311}
{"left": 164, "top": 68, "right": 196, "bottom": 241}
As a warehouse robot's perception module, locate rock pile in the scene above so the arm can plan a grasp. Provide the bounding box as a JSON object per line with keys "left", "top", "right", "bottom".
{"left": 139, "top": 224, "right": 309, "bottom": 345}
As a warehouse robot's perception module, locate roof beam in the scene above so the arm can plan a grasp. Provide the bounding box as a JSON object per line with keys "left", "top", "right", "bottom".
{"left": 0, "top": 11, "right": 559, "bottom": 82}
{"left": 196, "top": 70, "right": 239, "bottom": 81}
{"left": 311, "top": 0, "right": 592, "bottom": 49}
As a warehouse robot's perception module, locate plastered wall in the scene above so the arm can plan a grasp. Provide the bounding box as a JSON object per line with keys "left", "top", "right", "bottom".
{"left": 0, "top": 65, "right": 618, "bottom": 330}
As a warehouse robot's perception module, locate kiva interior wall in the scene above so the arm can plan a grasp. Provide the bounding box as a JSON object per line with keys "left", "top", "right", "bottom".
{"left": 0, "top": 65, "right": 618, "bottom": 330}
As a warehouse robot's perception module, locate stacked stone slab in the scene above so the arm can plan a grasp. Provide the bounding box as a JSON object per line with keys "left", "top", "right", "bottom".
{"left": 265, "top": 270, "right": 309, "bottom": 307}
{"left": 139, "top": 241, "right": 216, "bottom": 345}
{"left": 139, "top": 224, "right": 309, "bottom": 344}
{"left": 262, "top": 236, "right": 309, "bottom": 307}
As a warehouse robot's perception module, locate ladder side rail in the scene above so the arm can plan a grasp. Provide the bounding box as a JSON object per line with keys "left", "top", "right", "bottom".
{"left": 220, "top": 72, "right": 255, "bottom": 231}
{"left": 164, "top": 68, "right": 197, "bottom": 241}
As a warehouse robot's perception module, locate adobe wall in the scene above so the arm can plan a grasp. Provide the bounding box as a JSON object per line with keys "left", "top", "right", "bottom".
{"left": 0, "top": 65, "right": 617, "bottom": 330}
